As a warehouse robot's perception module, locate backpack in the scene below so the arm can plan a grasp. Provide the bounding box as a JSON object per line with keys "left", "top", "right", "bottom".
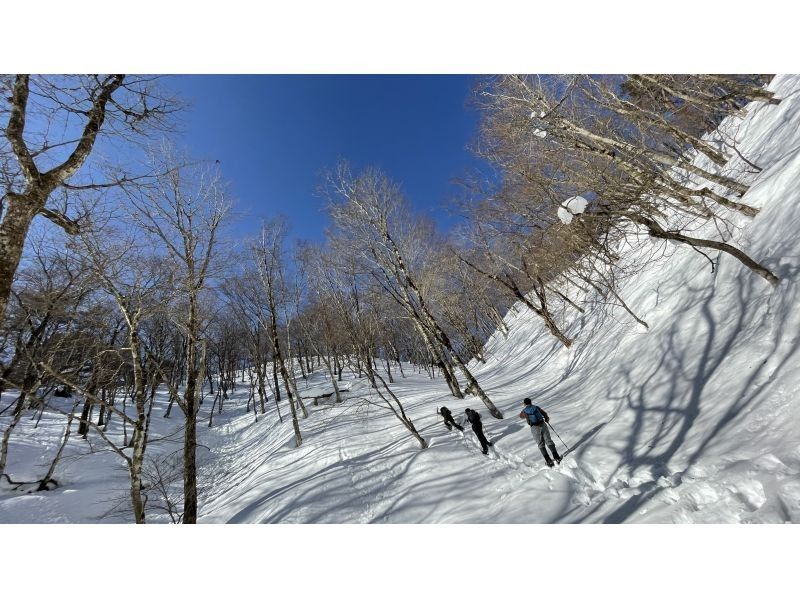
{"left": 466, "top": 409, "right": 481, "bottom": 425}
{"left": 523, "top": 405, "right": 543, "bottom": 426}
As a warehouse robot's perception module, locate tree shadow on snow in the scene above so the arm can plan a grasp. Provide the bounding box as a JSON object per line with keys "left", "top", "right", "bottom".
{"left": 567, "top": 256, "right": 799, "bottom": 523}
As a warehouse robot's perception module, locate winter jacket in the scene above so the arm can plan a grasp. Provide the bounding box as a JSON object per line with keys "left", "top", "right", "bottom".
{"left": 465, "top": 409, "right": 482, "bottom": 427}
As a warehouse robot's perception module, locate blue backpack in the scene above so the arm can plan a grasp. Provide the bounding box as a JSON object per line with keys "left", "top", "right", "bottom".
{"left": 523, "top": 405, "right": 543, "bottom": 426}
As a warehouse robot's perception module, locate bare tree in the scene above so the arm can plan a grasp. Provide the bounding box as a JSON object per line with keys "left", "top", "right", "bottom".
{"left": 250, "top": 218, "right": 304, "bottom": 447}
{"left": 310, "top": 243, "right": 429, "bottom": 448}
{"left": 0, "top": 235, "right": 94, "bottom": 478}
{"left": 0, "top": 74, "right": 177, "bottom": 324}
{"left": 50, "top": 221, "right": 179, "bottom": 522}
{"left": 472, "top": 74, "right": 779, "bottom": 294}
{"left": 326, "top": 164, "right": 503, "bottom": 418}
{"left": 128, "top": 152, "right": 230, "bottom": 524}
{"left": 294, "top": 244, "right": 347, "bottom": 403}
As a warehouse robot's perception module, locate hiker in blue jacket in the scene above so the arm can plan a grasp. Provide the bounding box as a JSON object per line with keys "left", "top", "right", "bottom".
{"left": 520, "top": 398, "right": 562, "bottom": 467}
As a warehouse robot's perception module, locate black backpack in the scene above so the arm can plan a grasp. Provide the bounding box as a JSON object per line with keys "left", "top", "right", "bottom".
{"left": 466, "top": 409, "right": 481, "bottom": 425}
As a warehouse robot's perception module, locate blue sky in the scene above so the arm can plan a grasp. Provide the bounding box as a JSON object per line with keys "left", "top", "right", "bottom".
{"left": 166, "top": 75, "right": 486, "bottom": 244}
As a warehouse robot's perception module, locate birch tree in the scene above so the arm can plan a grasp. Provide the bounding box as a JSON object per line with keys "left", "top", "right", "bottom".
{"left": 0, "top": 74, "right": 177, "bottom": 324}
{"left": 129, "top": 153, "right": 230, "bottom": 524}
{"left": 250, "top": 218, "right": 305, "bottom": 447}
{"left": 326, "top": 164, "right": 504, "bottom": 418}
{"left": 473, "top": 74, "right": 779, "bottom": 288}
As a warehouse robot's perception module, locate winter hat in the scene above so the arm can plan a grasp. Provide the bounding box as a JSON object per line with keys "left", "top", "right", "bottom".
{"left": 523, "top": 398, "right": 532, "bottom": 405}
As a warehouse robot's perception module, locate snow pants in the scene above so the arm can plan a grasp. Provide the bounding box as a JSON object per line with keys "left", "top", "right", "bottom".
{"left": 472, "top": 424, "right": 491, "bottom": 453}
{"left": 530, "top": 423, "right": 553, "bottom": 449}
{"left": 443, "top": 414, "right": 464, "bottom": 432}
{"left": 530, "top": 424, "right": 559, "bottom": 462}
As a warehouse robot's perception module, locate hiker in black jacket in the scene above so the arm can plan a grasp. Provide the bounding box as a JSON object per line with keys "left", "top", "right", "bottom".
{"left": 464, "top": 408, "right": 493, "bottom": 454}
{"left": 438, "top": 406, "right": 464, "bottom": 432}
{"left": 519, "top": 398, "right": 561, "bottom": 467}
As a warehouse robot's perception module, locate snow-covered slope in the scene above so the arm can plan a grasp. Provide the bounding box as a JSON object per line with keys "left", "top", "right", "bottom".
{"left": 2, "top": 75, "right": 800, "bottom": 524}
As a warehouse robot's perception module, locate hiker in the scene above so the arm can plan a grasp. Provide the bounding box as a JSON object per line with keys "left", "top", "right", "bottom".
{"left": 520, "top": 398, "right": 561, "bottom": 467}
{"left": 463, "top": 408, "right": 493, "bottom": 454}
{"left": 438, "top": 406, "right": 464, "bottom": 432}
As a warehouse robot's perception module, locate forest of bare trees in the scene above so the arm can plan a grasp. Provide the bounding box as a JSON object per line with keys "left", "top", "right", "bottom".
{"left": 0, "top": 74, "right": 780, "bottom": 522}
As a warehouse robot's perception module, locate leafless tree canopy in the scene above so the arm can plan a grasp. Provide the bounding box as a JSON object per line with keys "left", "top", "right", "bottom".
{"left": 1, "top": 74, "right": 180, "bottom": 324}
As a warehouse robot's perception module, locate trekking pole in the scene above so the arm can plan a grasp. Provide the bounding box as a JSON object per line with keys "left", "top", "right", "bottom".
{"left": 547, "top": 422, "right": 570, "bottom": 452}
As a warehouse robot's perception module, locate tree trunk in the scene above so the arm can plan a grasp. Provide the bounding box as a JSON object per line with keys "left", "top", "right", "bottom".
{"left": 438, "top": 358, "right": 462, "bottom": 398}
{"left": 321, "top": 355, "right": 342, "bottom": 403}
{"left": 271, "top": 317, "right": 302, "bottom": 447}
{"left": 256, "top": 367, "right": 267, "bottom": 414}
{"left": 371, "top": 368, "right": 427, "bottom": 449}
{"left": 562, "top": 112, "right": 752, "bottom": 196}
{"left": 182, "top": 403, "right": 198, "bottom": 523}
{"left": 97, "top": 388, "right": 107, "bottom": 426}
{"left": 428, "top": 318, "right": 503, "bottom": 418}
{"left": 38, "top": 399, "right": 80, "bottom": 491}
{"left": 0, "top": 192, "right": 41, "bottom": 323}
{"left": 181, "top": 299, "right": 202, "bottom": 524}
{"left": 413, "top": 319, "right": 462, "bottom": 398}
{"left": 272, "top": 359, "right": 281, "bottom": 401}
{"left": 637, "top": 216, "right": 779, "bottom": 286}
{"left": 0, "top": 401, "right": 25, "bottom": 478}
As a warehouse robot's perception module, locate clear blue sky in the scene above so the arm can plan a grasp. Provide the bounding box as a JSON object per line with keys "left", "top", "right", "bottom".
{"left": 166, "top": 75, "right": 486, "bottom": 244}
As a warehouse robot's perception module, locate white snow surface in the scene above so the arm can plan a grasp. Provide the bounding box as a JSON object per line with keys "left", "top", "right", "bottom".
{"left": 3, "top": 75, "right": 800, "bottom": 524}
{"left": 557, "top": 194, "right": 589, "bottom": 224}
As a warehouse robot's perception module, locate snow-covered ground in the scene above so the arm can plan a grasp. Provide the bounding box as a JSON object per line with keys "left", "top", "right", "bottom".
{"left": 2, "top": 75, "right": 800, "bottom": 524}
